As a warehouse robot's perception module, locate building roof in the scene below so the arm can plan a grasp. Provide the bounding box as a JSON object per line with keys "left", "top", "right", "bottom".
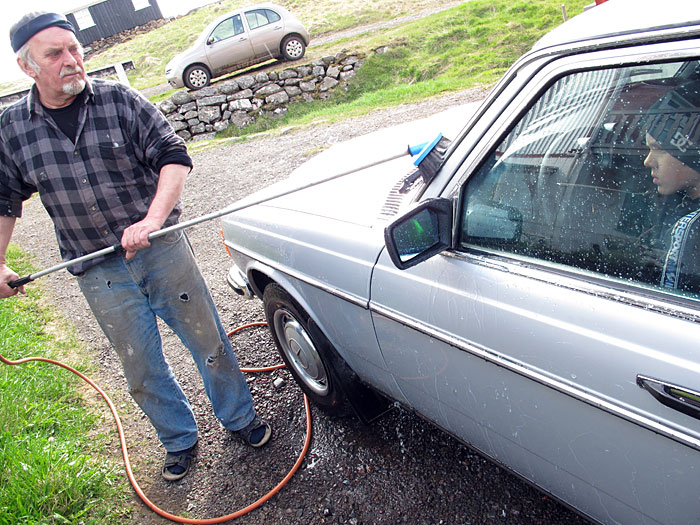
{"left": 63, "top": 1, "right": 107, "bottom": 16}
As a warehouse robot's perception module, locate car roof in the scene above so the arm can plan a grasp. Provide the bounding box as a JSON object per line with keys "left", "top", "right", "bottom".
{"left": 207, "top": 2, "right": 287, "bottom": 25}
{"left": 533, "top": 0, "right": 700, "bottom": 51}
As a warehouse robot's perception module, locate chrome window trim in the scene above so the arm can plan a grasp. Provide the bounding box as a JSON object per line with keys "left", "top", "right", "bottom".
{"left": 369, "top": 298, "right": 700, "bottom": 452}
{"left": 440, "top": 43, "right": 700, "bottom": 324}
{"left": 444, "top": 249, "right": 700, "bottom": 324}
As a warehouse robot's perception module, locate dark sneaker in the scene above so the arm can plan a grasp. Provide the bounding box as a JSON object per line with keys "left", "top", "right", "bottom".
{"left": 235, "top": 416, "right": 272, "bottom": 448}
{"left": 162, "top": 443, "right": 196, "bottom": 481}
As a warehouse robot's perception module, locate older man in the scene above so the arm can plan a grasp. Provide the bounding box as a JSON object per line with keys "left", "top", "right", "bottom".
{"left": 0, "top": 12, "right": 271, "bottom": 481}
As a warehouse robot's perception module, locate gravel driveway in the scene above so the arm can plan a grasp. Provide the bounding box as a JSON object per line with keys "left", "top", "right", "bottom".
{"left": 11, "top": 87, "right": 590, "bottom": 525}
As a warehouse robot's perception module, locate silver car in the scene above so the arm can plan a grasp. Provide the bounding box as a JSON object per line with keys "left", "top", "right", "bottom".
{"left": 165, "top": 3, "right": 309, "bottom": 90}
{"left": 221, "top": 0, "right": 700, "bottom": 522}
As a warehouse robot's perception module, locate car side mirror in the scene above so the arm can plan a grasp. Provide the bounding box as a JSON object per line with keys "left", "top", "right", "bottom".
{"left": 384, "top": 198, "right": 453, "bottom": 270}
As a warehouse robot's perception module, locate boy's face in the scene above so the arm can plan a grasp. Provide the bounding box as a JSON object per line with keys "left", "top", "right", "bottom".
{"left": 644, "top": 133, "right": 700, "bottom": 199}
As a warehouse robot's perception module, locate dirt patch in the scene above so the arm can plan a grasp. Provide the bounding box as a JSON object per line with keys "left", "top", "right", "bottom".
{"left": 10, "top": 88, "right": 589, "bottom": 524}
{"left": 308, "top": 0, "right": 466, "bottom": 46}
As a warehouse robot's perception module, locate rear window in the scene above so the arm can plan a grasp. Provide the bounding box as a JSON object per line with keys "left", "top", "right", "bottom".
{"left": 245, "top": 9, "right": 281, "bottom": 30}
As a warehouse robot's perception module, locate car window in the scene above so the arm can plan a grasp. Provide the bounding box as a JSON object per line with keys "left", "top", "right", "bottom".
{"left": 245, "top": 8, "right": 281, "bottom": 30}
{"left": 209, "top": 14, "right": 245, "bottom": 43}
{"left": 459, "top": 59, "right": 700, "bottom": 299}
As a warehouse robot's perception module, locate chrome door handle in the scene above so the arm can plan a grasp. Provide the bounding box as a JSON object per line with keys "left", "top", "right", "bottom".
{"left": 637, "top": 375, "right": 700, "bottom": 421}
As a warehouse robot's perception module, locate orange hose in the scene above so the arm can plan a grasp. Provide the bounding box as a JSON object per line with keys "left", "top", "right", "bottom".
{"left": 231, "top": 322, "right": 287, "bottom": 373}
{"left": 0, "top": 321, "right": 312, "bottom": 524}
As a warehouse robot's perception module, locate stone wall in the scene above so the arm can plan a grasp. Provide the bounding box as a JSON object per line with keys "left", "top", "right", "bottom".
{"left": 157, "top": 52, "right": 364, "bottom": 141}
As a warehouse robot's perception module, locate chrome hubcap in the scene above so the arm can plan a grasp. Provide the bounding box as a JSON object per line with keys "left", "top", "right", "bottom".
{"left": 273, "top": 309, "right": 328, "bottom": 396}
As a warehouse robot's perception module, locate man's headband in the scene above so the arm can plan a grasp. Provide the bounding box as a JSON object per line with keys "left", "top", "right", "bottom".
{"left": 11, "top": 13, "right": 75, "bottom": 53}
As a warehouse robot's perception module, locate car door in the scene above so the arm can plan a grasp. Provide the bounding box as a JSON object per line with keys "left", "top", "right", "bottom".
{"left": 370, "top": 41, "right": 700, "bottom": 524}
{"left": 204, "top": 13, "right": 253, "bottom": 74}
{"left": 244, "top": 8, "right": 284, "bottom": 59}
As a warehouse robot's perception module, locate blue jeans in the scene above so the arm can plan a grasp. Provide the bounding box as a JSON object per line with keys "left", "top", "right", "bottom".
{"left": 77, "top": 231, "right": 256, "bottom": 452}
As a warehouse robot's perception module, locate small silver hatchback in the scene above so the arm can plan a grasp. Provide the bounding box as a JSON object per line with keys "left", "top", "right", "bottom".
{"left": 165, "top": 3, "right": 310, "bottom": 90}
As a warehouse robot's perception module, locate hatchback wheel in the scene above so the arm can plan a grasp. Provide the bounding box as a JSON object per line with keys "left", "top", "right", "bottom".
{"left": 263, "top": 283, "right": 344, "bottom": 411}
{"left": 281, "top": 35, "right": 306, "bottom": 61}
{"left": 184, "top": 65, "right": 211, "bottom": 90}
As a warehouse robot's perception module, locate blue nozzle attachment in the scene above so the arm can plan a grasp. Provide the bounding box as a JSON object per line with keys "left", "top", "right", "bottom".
{"left": 408, "top": 133, "right": 443, "bottom": 166}
{"left": 408, "top": 141, "right": 428, "bottom": 156}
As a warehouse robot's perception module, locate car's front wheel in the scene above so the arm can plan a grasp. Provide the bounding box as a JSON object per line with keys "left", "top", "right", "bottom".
{"left": 263, "top": 283, "right": 344, "bottom": 412}
{"left": 281, "top": 35, "right": 306, "bottom": 61}
{"left": 183, "top": 64, "right": 211, "bottom": 90}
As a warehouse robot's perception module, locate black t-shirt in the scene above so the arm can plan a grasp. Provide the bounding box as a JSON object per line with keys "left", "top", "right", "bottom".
{"left": 44, "top": 91, "right": 83, "bottom": 143}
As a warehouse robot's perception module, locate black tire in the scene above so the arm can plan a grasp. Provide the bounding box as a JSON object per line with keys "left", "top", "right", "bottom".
{"left": 281, "top": 35, "right": 306, "bottom": 61}
{"left": 183, "top": 64, "right": 211, "bottom": 90}
{"left": 263, "top": 283, "right": 344, "bottom": 411}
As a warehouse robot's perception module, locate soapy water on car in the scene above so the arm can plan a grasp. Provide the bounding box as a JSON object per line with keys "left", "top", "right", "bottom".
{"left": 0, "top": 134, "right": 451, "bottom": 523}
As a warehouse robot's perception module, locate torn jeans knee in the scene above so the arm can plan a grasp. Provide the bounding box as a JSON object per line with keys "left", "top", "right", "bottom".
{"left": 206, "top": 342, "right": 226, "bottom": 367}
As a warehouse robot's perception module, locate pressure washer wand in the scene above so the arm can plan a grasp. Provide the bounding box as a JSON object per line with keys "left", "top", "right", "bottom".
{"left": 8, "top": 133, "right": 448, "bottom": 289}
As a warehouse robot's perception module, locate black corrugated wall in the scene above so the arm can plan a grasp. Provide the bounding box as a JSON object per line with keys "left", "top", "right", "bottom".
{"left": 66, "top": 0, "right": 163, "bottom": 46}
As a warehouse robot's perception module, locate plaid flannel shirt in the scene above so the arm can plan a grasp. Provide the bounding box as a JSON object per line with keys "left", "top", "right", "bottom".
{"left": 0, "top": 79, "right": 190, "bottom": 274}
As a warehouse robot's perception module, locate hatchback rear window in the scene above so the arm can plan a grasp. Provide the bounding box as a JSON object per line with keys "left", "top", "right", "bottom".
{"left": 245, "top": 9, "right": 281, "bottom": 30}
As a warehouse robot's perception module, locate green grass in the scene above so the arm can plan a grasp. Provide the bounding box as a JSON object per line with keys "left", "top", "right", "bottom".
{"left": 216, "top": 0, "right": 590, "bottom": 139}
{"left": 66, "top": 0, "right": 459, "bottom": 92}
{"left": 0, "top": 0, "right": 588, "bottom": 99}
{"left": 0, "top": 246, "right": 129, "bottom": 524}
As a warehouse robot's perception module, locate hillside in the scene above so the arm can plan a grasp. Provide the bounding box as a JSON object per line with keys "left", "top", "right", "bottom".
{"left": 0, "top": 0, "right": 589, "bottom": 103}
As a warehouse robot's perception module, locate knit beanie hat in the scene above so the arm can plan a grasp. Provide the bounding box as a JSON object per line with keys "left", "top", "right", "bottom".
{"left": 10, "top": 12, "right": 75, "bottom": 53}
{"left": 644, "top": 81, "right": 700, "bottom": 173}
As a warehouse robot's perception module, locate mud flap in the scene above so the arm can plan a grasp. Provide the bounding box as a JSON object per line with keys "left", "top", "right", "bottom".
{"left": 308, "top": 319, "right": 392, "bottom": 424}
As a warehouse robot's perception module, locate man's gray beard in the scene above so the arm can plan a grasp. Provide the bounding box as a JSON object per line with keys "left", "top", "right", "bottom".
{"left": 63, "top": 78, "right": 86, "bottom": 96}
